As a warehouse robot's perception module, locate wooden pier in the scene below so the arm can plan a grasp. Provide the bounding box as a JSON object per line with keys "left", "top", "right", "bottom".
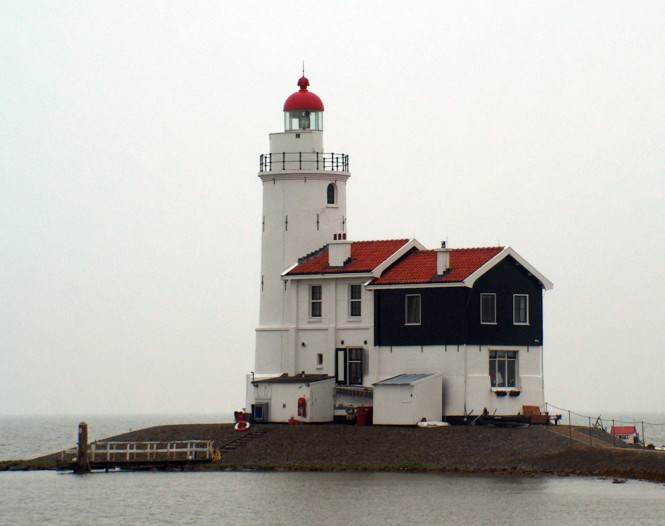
{"left": 63, "top": 423, "right": 220, "bottom": 471}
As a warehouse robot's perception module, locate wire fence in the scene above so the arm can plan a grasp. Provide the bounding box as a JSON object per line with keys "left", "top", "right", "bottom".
{"left": 543, "top": 402, "right": 665, "bottom": 448}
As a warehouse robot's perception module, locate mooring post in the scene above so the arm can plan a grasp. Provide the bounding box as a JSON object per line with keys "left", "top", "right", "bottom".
{"left": 75, "top": 421, "right": 90, "bottom": 474}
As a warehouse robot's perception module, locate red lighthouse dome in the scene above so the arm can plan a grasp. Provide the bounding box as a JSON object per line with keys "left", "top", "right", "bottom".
{"left": 283, "top": 76, "right": 324, "bottom": 112}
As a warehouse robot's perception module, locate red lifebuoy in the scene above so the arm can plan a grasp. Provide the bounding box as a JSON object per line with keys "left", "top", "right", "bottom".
{"left": 234, "top": 421, "right": 250, "bottom": 431}
{"left": 297, "top": 397, "right": 307, "bottom": 417}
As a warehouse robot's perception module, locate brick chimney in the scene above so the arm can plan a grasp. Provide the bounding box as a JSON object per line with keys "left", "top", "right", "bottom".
{"left": 435, "top": 241, "right": 451, "bottom": 275}
{"left": 328, "top": 233, "right": 351, "bottom": 267}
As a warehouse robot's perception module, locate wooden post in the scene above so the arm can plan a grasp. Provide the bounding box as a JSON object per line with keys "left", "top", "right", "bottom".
{"left": 75, "top": 422, "right": 90, "bottom": 474}
{"left": 568, "top": 410, "right": 572, "bottom": 441}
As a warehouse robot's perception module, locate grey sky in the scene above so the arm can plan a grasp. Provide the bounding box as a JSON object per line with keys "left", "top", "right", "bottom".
{"left": 2, "top": 2, "right": 664, "bottom": 415}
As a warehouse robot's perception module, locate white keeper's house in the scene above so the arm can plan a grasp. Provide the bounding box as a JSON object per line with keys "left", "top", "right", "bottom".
{"left": 245, "top": 75, "right": 552, "bottom": 425}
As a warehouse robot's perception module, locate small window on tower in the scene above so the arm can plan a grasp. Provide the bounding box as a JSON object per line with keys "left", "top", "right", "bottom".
{"left": 327, "top": 183, "right": 336, "bottom": 205}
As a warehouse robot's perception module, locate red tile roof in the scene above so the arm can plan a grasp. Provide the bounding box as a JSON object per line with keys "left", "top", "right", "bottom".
{"left": 287, "top": 239, "right": 410, "bottom": 275}
{"left": 611, "top": 426, "right": 637, "bottom": 435}
{"left": 371, "top": 247, "right": 504, "bottom": 285}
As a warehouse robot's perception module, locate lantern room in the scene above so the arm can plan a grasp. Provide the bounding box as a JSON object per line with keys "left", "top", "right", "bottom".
{"left": 283, "top": 76, "right": 324, "bottom": 131}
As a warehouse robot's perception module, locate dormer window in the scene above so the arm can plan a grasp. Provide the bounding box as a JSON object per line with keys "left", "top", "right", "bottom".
{"left": 327, "top": 183, "right": 337, "bottom": 204}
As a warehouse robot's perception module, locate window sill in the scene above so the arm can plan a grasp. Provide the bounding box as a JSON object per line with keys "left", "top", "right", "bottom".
{"left": 492, "top": 389, "right": 521, "bottom": 397}
{"left": 326, "top": 204, "right": 339, "bottom": 208}
{"left": 481, "top": 322, "right": 497, "bottom": 326}
{"left": 513, "top": 322, "right": 529, "bottom": 326}
{"left": 405, "top": 322, "right": 421, "bottom": 326}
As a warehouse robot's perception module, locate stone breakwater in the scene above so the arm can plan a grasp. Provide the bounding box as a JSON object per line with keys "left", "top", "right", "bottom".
{"left": 3, "top": 423, "right": 665, "bottom": 483}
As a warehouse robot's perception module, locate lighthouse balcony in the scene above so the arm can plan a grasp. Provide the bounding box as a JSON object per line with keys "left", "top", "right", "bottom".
{"left": 260, "top": 152, "right": 349, "bottom": 173}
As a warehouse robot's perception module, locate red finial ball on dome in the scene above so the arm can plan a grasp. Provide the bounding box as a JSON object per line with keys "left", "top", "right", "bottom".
{"left": 284, "top": 76, "right": 324, "bottom": 112}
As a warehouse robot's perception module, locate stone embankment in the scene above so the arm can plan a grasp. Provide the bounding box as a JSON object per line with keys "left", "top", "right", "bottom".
{"left": 3, "top": 423, "right": 665, "bottom": 483}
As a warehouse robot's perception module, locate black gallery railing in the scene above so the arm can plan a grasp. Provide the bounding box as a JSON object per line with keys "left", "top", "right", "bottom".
{"left": 259, "top": 152, "right": 349, "bottom": 173}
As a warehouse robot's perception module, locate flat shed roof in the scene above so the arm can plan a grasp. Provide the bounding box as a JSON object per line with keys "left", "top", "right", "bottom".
{"left": 374, "top": 373, "right": 438, "bottom": 386}
{"left": 253, "top": 373, "right": 334, "bottom": 384}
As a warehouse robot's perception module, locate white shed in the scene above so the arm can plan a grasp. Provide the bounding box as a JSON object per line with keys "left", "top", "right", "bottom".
{"left": 251, "top": 373, "right": 335, "bottom": 423}
{"left": 372, "top": 373, "right": 443, "bottom": 425}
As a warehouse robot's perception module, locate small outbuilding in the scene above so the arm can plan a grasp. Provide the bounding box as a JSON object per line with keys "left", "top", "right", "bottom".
{"left": 251, "top": 373, "right": 335, "bottom": 423}
{"left": 611, "top": 425, "right": 639, "bottom": 444}
{"left": 372, "top": 373, "right": 443, "bottom": 425}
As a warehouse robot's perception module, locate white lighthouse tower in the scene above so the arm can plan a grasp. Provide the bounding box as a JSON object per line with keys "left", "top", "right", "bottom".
{"left": 253, "top": 76, "right": 350, "bottom": 379}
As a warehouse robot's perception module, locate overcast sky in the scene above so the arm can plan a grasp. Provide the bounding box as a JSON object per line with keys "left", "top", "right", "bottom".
{"left": 2, "top": 2, "right": 664, "bottom": 416}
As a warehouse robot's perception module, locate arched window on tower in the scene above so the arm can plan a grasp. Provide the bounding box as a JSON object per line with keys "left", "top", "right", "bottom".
{"left": 327, "top": 183, "right": 337, "bottom": 205}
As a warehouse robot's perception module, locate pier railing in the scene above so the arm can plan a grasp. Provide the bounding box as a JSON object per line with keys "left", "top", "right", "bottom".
{"left": 89, "top": 440, "right": 216, "bottom": 462}
{"left": 60, "top": 439, "right": 219, "bottom": 469}
{"left": 259, "top": 152, "right": 349, "bottom": 173}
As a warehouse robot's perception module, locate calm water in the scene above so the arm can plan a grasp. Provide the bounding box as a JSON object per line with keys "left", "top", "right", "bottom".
{"left": 1, "top": 471, "right": 665, "bottom": 525}
{"left": 2, "top": 414, "right": 665, "bottom": 525}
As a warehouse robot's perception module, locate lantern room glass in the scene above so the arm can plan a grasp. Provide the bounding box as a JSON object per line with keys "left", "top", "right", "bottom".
{"left": 285, "top": 110, "right": 323, "bottom": 131}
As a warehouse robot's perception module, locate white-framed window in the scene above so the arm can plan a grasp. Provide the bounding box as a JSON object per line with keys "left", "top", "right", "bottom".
{"left": 310, "top": 285, "right": 322, "bottom": 318}
{"left": 489, "top": 350, "right": 517, "bottom": 388}
{"left": 327, "top": 183, "right": 337, "bottom": 205}
{"left": 480, "top": 293, "right": 496, "bottom": 324}
{"left": 513, "top": 294, "right": 529, "bottom": 325}
{"left": 349, "top": 284, "right": 362, "bottom": 317}
{"left": 405, "top": 294, "right": 421, "bottom": 325}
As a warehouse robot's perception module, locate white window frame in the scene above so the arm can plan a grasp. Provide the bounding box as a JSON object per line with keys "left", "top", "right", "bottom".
{"left": 489, "top": 350, "right": 518, "bottom": 389}
{"left": 513, "top": 294, "right": 529, "bottom": 325}
{"left": 405, "top": 294, "right": 421, "bottom": 325}
{"left": 480, "top": 293, "right": 497, "bottom": 325}
{"left": 349, "top": 284, "right": 362, "bottom": 318}
{"left": 310, "top": 285, "right": 322, "bottom": 319}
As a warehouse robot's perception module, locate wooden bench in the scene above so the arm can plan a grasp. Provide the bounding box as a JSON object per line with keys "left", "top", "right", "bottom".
{"left": 522, "top": 405, "right": 561, "bottom": 425}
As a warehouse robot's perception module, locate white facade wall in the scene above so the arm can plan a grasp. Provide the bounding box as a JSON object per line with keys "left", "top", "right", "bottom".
{"left": 373, "top": 374, "right": 443, "bottom": 425}
{"left": 250, "top": 379, "right": 334, "bottom": 423}
{"left": 374, "top": 344, "right": 544, "bottom": 417}
{"left": 291, "top": 277, "right": 374, "bottom": 379}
